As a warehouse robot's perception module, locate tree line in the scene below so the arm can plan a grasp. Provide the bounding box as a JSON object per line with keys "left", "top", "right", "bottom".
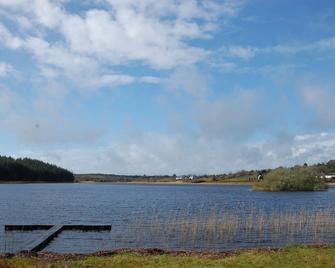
{"left": 0, "top": 155, "right": 74, "bottom": 182}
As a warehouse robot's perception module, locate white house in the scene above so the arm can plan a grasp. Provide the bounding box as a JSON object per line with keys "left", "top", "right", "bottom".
{"left": 324, "top": 173, "right": 335, "bottom": 180}
{"left": 176, "top": 175, "right": 195, "bottom": 181}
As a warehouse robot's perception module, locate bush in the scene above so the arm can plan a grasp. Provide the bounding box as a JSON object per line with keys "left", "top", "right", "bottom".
{"left": 253, "top": 167, "right": 328, "bottom": 191}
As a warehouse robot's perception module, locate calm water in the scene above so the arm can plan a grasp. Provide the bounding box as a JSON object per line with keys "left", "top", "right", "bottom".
{"left": 0, "top": 183, "right": 334, "bottom": 253}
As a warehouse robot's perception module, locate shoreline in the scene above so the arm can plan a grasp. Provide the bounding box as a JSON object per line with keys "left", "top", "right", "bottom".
{"left": 1, "top": 245, "right": 334, "bottom": 268}
{"left": 1, "top": 180, "right": 335, "bottom": 186}
{"left": 0, "top": 181, "right": 73, "bottom": 184}
{"left": 0, "top": 244, "right": 331, "bottom": 259}
{"left": 77, "top": 180, "right": 253, "bottom": 185}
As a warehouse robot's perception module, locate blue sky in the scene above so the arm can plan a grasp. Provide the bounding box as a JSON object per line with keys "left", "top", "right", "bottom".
{"left": 1, "top": 0, "right": 335, "bottom": 175}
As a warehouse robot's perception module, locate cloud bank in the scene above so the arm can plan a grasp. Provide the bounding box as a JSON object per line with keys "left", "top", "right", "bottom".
{"left": 1, "top": 0, "right": 335, "bottom": 174}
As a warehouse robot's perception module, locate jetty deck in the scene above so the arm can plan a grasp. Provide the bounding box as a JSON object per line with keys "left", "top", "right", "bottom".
{"left": 4, "top": 224, "right": 112, "bottom": 252}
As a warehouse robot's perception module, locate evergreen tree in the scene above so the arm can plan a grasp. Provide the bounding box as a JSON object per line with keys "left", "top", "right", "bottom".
{"left": 0, "top": 155, "right": 74, "bottom": 182}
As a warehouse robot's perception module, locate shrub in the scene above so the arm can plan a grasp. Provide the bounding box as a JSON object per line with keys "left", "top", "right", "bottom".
{"left": 253, "top": 167, "right": 328, "bottom": 191}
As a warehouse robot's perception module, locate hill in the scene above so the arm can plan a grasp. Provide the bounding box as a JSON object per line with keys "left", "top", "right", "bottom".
{"left": 0, "top": 156, "right": 74, "bottom": 183}
{"left": 75, "top": 160, "right": 335, "bottom": 185}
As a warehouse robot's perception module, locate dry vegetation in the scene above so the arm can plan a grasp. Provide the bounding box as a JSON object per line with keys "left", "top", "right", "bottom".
{"left": 127, "top": 207, "right": 335, "bottom": 249}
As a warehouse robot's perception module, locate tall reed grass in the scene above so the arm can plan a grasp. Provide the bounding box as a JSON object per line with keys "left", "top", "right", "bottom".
{"left": 127, "top": 207, "right": 335, "bottom": 249}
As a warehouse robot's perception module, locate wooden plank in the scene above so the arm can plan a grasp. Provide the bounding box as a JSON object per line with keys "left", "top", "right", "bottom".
{"left": 5, "top": 224, "right": 111, "bottom": 232}
{"left": 5, "top": 225, "right": 53, "bottom": 231}
{"left": 62, "top": 224, "right": 112, "bottom": 231}
{"left": 20, "top": 225, "right": 64, "bottom": 252}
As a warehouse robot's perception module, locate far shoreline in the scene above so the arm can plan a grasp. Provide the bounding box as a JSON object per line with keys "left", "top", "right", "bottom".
{"left": 1, "top": 180, "right": 334, "bottom": 186}
{"left": 77, "top": 180, "right": 253, "bottom": 185}
{"left": 0, "top": 180, "right": 73, "bottom": 184}
{"left": 0, "top": 180, "right": 253, "bottom": 185}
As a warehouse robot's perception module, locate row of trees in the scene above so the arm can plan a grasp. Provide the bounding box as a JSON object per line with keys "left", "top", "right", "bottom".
{"left": 0, "top": 156, "right": 74, "bottom": 182}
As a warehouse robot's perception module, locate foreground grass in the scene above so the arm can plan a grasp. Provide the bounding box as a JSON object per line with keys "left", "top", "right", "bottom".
{"left": 1, "top": 246, "right": 335, "bottom": 268}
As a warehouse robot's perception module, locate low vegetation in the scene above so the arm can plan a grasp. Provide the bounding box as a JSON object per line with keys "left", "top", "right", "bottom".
{"left": 253, "top": 166, "right": 328, "bottom": 192}
{"left": 1, "top": 246, "right": 335, "bottom": 268}
{"left": 0, "top": 156, "right": 74, "bottom": 183}
{"left": 126, "top": 207, "right": 335, "bottom": 249}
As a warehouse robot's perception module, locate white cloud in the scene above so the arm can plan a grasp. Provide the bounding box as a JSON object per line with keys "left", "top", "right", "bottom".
{"left": 300, "top": 85, "right": 335, "bottom": 129}
{"left": 0, "top": 0, "right": 65, "bottom": 28}
{"left": 217, "top": 35, "right": 335, "bottom": 64}
{"left": 3, "top": 0, "right": 335, "bottom": 175}
{"left": 105, "top": 0, "right": 245, "bottom": 22}
{"left": 0, "top": 62, "right": 15, "bottom": 77}
{"left": 269, "top": 36, "right": 335, "bottom": 54}
{"left": 165, "top": 66, "right": 211, "bottom": 97}
{"left": 195, "top": 90, "right": 269, "bottom": 140}
{"left": 59, "top": 7, "right": 209, "bottom": 69}
{"left": 222, "top": 45, "right": 258, "bottom": 60}
{"left": 0, "top": 22, "right": 23, "bottom": 49}
{"left": 0, "top": 0, "right": 248, "bottom": 94}
{"left": 0, "top": 83, "right": 100, "bottom": 145}
{"left": 0, "top": 85, "right": 17, "bottom": 113}
{"left": 316, "top": 36, "right": 335, "bottom": 50}
{"left": 21, "top": 36, "right": 135, "bottom": 90}
{"left": 16, "top": 130, "right": 335, "bottom": 175}
{"left": 0, "top": 0, "right": 245, "bottom": 70}
{"left": 256, "top": 132, "right": 335, "bottom": 168}
{"left": 139, "top": 76, "right": 161, "bottom": 84}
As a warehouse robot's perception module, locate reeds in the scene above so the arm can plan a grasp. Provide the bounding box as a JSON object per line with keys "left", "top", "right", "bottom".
{"left": 2, "top": 207, "right": 334, "bottom": 252}
{"left": 127, "top": 206, "right": 335, "bottom": 249}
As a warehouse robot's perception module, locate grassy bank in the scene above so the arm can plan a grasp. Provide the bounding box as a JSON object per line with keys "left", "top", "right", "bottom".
{"left": 1, "top": 246, "right": 334, "bottom": 267}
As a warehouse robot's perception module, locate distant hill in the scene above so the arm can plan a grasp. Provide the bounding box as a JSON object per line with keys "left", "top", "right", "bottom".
{"left": 75, "top": 160, "right": 335, "bottom": 184}
{"left": 0, "top": 156, "right": 74, "bottom": 183}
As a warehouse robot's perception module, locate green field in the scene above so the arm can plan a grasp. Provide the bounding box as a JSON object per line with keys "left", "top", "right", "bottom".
{"left": 1, "top": 246, "right": 334, "bottom": 268}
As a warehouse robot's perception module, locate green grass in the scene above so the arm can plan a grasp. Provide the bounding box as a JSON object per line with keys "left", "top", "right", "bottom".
{"left": 1, "top": 246, "right": 335, "bottom": 268}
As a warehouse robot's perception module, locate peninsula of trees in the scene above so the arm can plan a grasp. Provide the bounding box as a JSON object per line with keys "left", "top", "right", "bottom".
{"left": 0, "top": 156, "right": 74, "bottom": 183}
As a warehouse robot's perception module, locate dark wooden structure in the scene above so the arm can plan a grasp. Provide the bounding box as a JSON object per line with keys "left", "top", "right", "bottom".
{"left": 4, "top": 224, "right": 112, "bottom": 252}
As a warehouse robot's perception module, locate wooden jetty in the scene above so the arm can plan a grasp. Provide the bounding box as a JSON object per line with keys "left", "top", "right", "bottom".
{"left": 4, "top": 224, "right": 112, "bottom": 252}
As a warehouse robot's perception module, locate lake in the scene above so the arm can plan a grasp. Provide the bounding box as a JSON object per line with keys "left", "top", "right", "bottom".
{"left": 1, "top": 183, "right": 334, "bottom": 253}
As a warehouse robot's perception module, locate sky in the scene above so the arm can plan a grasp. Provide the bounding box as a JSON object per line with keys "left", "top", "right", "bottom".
{"left": 0, "top": 0, "right": 335, "bottom": 175}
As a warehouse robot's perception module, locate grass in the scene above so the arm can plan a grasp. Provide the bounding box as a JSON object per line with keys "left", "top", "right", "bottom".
{"left": 1, "top": 246, "right": 335, "bottom": 267}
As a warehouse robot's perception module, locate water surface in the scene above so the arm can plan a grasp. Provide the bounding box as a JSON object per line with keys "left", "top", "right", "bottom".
{"left": 0, "top": 183, "right": 334, "bottom": 253}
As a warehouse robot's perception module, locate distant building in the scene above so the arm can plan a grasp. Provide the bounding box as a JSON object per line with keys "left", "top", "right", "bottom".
{"left": 176, "top": 175, "right": 195, "bottom": 181}
{"left": 323, "top": 173, "right": 335, "bottom": 180}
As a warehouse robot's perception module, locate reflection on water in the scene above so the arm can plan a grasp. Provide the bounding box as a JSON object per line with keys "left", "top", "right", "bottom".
{"left": 1, "top": 183, "right": 334, "bottom": 253}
